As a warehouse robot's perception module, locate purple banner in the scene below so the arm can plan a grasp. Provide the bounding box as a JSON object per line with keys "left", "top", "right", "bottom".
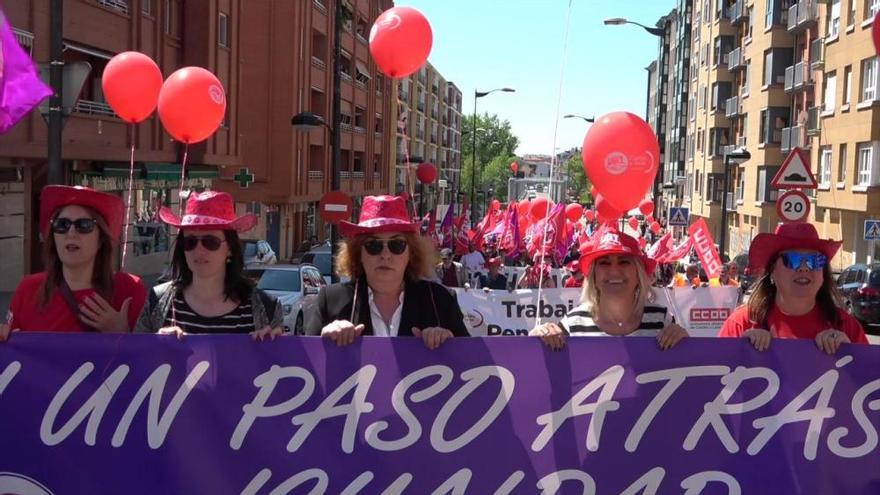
{"left": 1, "top": 334, "right": 879, "bottom": 494}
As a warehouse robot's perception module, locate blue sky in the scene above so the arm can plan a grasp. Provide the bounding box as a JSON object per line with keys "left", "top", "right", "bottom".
{"left": 395, "top": 0, "right": 676, "bottom": 155}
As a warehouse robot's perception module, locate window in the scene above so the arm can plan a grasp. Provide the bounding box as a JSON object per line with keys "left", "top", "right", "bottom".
{"left": 758, "top": 166, "right": 780, "bottom": 202}
{"left": 838, "top": 143, "right": 848, "bottom": 185}
{"left": 843, "top": 66, "right": 852, "bottom": 106}
{"left": 743, "top": 61, "right": 751, "bottom": 96}
{"left": 698, "top": 85, "right": 706, "bottom": 109}
{"left": 820, "top": 146, "right": 833, "bottom": 185}
{"left": 747, "top": 6, "right": 755, "bottom": 39}
{"left": 763, "top": 50, "right": 772, "bottom": 86}
{"left": 848, "top": 0, "right": 856, "bottom": 27}
{"left": 857, "top": 142, "right": 875, "bottom": 186}
{"left": 765, "top": 0, "right": 773, "bottom": 28}
{"left": 861, "top": 57, "right": 878, "bottom": 102}
{"left": 828, "top": 0, "right": 841, "bottom": 39}
{"left": 824, "top": 71, "right": 837, "bottom": 112}
{"left": 868, "top": 0, "right": 880, "bottom": 19}
{"left": 737, "top": 169, "right": 746, "bottom": 202}
{"left": 142, "top": 0, "right": 152, "bottom": 15}
{"left": 218, "top": 12, "right": 229, "bottom": 48}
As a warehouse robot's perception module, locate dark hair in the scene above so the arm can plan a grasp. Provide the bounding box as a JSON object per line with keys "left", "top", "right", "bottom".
{"left": 39, "top": 206, "right": 115, "bottom": 308}
{"left": 748, "top": 253, "right": 843, "bottom": 329}
{"left": 171, "top": 229, "right": 253, "bottom": 302}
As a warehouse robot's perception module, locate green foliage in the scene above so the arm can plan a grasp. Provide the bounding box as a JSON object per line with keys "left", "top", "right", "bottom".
{"left": 566, "top": 153, "right": 593, "bottom": 204}
{"left": 460, "top": 113, "right": 520, "bottom": 206}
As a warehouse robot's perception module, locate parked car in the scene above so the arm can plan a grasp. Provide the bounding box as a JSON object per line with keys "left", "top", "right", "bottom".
{"left": 243, "top": 239, "right": 277, "bottom": 265}
{"left": 836, "top": 263, "right": 880, "bottom": 331}
{"left": 255, "top": 264, "right": 325, "bottom": 334}
{"left": 300, "top": 242, "right": 333, "bottom": 284}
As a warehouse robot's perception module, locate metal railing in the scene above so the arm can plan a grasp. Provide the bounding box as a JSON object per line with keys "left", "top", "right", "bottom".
{"left": 788, "top": 0, "right": 818, "bottom": 33}
{"left": 784, "top": 61, "right": 811, "bottom": 93}
{"left": 725, "top": 96, "right": 741, "bottom": 118}
{"left": 74, "top": 100, "right": 117, "bottom": 117}
{"left": 728, "top": 46, "right": 744, "bottom": 71}
{"left": 807, "top": 106, "right": 820, "bottom": 135}
{"left": 308, "top": 170, "right": 324, "bottom": 180}
{"left": 311, "top": 56, "right": 326, "bottom": 70}
{"left": 97, "top": 0, "right": 129, "bottom": 15}
{"left": 810, "top": 38, "right": 824, "bottom": 70}
{"left": 313, "top": 0, "right": 327, "bottom": 13}
{"left": 352, "top": 171, "right": 365, "bottom": 179}
{"left": 339, "top": 122, "right": 353, "bottom": 133}
{"left": 340, "top": 171, "right": 351, "bottom": 179}
{"left": 340, "top": 72, "right": 353, "bottom": 83}
{"left": 731, "top": 0, "right": 748, "bottom": 24}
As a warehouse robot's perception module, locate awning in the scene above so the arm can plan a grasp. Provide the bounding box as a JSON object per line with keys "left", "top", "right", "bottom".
{"left": 144, "top": 163, "right": 219, "bottom": 180}
{"left": 187, "top": 165, "right": 220, "bottom": 179}
{"left": 100, "top": 162, "right": 140, "bottom": 177}
{"left": 63, "top": 41, "right": 113, "bottom": 60}
{"left": 355, "top": 61, "right": 371, "bottom": 79}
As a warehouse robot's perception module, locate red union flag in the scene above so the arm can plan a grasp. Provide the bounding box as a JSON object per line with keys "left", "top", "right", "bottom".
{"left": 688, "top": 218, "right": 723, "bottom": 279}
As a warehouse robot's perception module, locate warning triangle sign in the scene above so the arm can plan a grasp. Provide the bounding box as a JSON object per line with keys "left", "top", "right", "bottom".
{"left": 670, "top": 209, "right": 688, "bottom": 225}
{"left": 771, "top": 147, "right": 817, "bottom": 189}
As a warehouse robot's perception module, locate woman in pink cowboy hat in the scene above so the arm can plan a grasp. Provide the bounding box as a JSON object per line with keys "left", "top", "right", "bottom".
{"left": 303, "top": 195, "right": 469, "bottom": 349}
{"left": 134, "top": 191, "right": 283, "bottom": 340}
{"left": 529, "top": 225, "right": 688, "bottom": 351}
{"left": 719, "top": 223, "right": 867, "bottom": 353}
{"left": 1, "top": 186, "right": 146, "bottom": 339}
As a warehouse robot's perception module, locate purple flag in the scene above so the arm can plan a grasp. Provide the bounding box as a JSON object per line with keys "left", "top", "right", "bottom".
{"left": 499, "top": 203, "right": 521, "bottom": 256}
{"left": 0, "top": 11, "right": 52, "bottom": 134}
{"left": 440, "top": 201, "right": 455, "bottom": 249}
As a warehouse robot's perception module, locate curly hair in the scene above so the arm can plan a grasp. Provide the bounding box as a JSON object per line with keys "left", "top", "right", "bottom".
{"left": 334, "top": 232, "right": 436, "bottom": 281}
{"left": 581, "top": 254, "right": 654, "bottom": 322}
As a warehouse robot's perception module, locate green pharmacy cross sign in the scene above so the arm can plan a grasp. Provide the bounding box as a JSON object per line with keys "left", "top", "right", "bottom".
{"left": 234, "top": 168, "right": 254, "bottom": 188}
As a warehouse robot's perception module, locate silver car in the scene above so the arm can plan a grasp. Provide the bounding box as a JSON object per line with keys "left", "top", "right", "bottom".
{"left": 256, "top": 264, "right": 325, "bottom": 334}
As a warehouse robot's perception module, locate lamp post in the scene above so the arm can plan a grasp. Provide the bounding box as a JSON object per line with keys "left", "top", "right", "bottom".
{"left": 719, "top": 147, "right": 750, "bottom": 263}
{"left": 603, "top": 17, "right": 665, "bottom": 37}
{"left": 563, "top": 114, "right": 595, "bottom": 124}
{"left": 471, "top": 87, "right": 514, "bottom": 225}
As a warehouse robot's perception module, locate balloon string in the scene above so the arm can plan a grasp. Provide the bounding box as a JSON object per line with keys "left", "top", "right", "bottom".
{"left": 121, "top": 124, "right": 136, "bottom": 268}
{"left": 400, "top": 122, "right": 417, "bottom": 220}
{"left": 535, "top": 0, "right": 575, "bottom": 328}
{"left": 171, "top": 141, "right": 190, "bottom": 330}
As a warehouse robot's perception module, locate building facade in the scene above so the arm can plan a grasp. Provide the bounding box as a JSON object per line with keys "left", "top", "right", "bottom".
{"left": 394, "top": 62, "right": 463, "bottom": 220}
{"left": 212, "top": 0, "right": 395, "bottom": 261}
{"left": 0, "top": 0, "right": 240, "bottom": 290}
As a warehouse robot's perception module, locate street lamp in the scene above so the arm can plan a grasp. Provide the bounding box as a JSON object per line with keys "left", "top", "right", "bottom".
{"left": 603, "top": 17, "right": 665, "bottom": 37}
{"left": 563, "top": 114, "right": 595, "bottom": 123}
{"left": 471, "top": 87, "right": 515, "bottom": 225}
{"left": 719, "top": 147, "right": 751, "bottom": 263}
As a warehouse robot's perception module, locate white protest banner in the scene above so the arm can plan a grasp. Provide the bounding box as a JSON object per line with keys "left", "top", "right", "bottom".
{"left": 453, "top": 288, "right": 582, "bottom": 336}
{"left": 466, "top": 266, "right": 567, "bottom": 288}
{"left": 652, "top": 286, "right": 741, "bottom": 337}
{"left": 455, "top": 287, "right": 740, "bottom": 337}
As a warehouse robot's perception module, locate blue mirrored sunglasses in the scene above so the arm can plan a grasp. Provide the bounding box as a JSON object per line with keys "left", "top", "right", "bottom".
{"left": 780, "top": 252, "right": 827, "bottom": 271}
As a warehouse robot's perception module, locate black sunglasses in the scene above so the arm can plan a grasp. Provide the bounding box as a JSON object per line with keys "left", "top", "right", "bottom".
{"left": 363, "top": 238, "right": 408, "bottom": 256}
{"left": 52, "top": 217, "right": 97, "bottom": 235}
{"left": 182, "top": 235, "right": 225, "bottom": 252}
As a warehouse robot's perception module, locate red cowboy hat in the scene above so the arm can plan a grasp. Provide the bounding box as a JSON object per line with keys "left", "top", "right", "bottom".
{"left": 339, "top": 195, "right": 418, "bottom": 237}
{"left": 748, "top": 222, "right": 842, "bottom": 274}
{"left": 578, "top": 226, "right": 656, "bottom": 276}
{"left": 40, "top": 185, "right": 125, "bottom": 240}
{"left": 158, "top": 191, "right": 257, "bottom": 233}
{"left": 486, "top": 257, "right": 503, "bottom": 268}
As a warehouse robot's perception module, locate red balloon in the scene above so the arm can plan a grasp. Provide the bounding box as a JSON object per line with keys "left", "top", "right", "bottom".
{"left": 516, "top": 200, "right": 531, "bottom": 217}
{"left": 102, "top": 52, "right": 163, "bottom": 123}
{"left": 565, "top": 203, "right": 583, "bottom": 222}
{"left": 595, "top": 194, "right": 622, "bottom": 219}
{"left": 638, "top": 237, "right": 648, "bottom": 249}
{"left": 582, "top": 112, "right": 660, "bottom": 212}
{"left": 530, "top": 197, "right": 552, "bottom": 219}
{"left": 638, "top": 199, "right": 655, "bottom": 217}
{"left": 628, "top": 217, "right": 640, "bottom": 231}
{"left": 510, "top": 162, "right": 519, "bottom": 173}
{"left": 416, "top": 162, "right": 437, "bottom": 184}
{"left": 584, "top": 210, "right": 595, "bottom": 222}
{"left": 873, "top": 12, "right": 880, "bottom": 55}
{"left": 158, "top": 67, "right": 226, "bottom": 144}
{"left": 650, "top": 221, "right": 662, "bottom": 234}
{"left": 369, "top": 7, "right": 433, "bottom": 79}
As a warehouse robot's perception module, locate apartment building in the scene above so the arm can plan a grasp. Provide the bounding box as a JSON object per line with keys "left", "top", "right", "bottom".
{"left": 394, "top": 63, "right": 464, "bottom": 216}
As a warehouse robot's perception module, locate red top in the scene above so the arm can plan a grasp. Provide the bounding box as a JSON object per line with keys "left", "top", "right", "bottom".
{"left": 718, "top": 304, "right": 868, "bottom": 344}
{"left": 7, "top": 272, "right": 146, "bottom": 332}
{"left": 563, "top": 276, "right": 583, "bottom": 288}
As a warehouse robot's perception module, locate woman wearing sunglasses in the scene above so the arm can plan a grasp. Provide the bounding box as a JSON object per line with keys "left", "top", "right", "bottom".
{"left": 529, "top": 226, "right": 688, "bottom": 351}
{"left": 719, "top": 223, "right": 867, "bottom": 353}
{"left": 134, "top": 191, "right": 283, "bottom": 340}
{"left": 304, "top": 195, "right": 469, "bottom": 349}
{"left": 1, "top": 186, "right": 146, "bottom": 340}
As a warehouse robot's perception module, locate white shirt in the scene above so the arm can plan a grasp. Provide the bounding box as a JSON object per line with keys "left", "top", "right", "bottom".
{"left": 460, "top": 251, "right": 485, "bottom": 273}
{"left": 367, "top": 288, "right": 404, "bottom": 337}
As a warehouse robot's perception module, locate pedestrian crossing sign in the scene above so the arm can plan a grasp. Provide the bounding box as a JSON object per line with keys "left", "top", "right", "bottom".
{"left": 669, "top": 207, "right": 690, "bottom": 227}
{"left": 865, "top": 220, "right": 880, "bottom": 241}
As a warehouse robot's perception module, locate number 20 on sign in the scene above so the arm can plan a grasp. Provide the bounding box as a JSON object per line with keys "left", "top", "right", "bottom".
{"left": 776, "top": 190, "right": 810, "bottom": 223}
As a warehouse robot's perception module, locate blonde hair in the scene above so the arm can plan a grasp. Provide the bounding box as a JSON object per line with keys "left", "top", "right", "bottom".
{"left": 334, "top": 231, "right": 436, "bottom": 281}
{"left": 581, "top": 254, "right": 654, "bottom": 321}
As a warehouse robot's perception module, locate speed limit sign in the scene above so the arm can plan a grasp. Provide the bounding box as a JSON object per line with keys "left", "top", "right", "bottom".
{"left": 776, "top": 190, "right": 810, "bottom": 223}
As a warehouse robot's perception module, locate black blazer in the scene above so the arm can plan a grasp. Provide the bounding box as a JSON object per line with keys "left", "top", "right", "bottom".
{"left": 304, "top": 277, "right": 469, "bottom": 337}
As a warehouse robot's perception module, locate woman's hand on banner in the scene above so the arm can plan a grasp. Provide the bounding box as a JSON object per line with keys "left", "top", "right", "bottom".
{"left": 251, "top": 326, "right": 284, "bottom": 342}
{"left": 158, "top": 325, "right": 187, "bottom": 340}
{"left": 529, "top": 322, "right": 566, "bottom": 351}
{"left": 0, "top": 324, "right": 18, "bottom": 342}
{"left": 412, "top": 327, "right": 454, "bottom": 350}
{"left": 815, "top": 328, "right": 850, "bottom": 355}
{"left": 657, "top": 323, "right": 688, "bottom": 350}
{"left": 743, "top": 328, "right": 772, "bottom": 351}
{"left": 321, "top": 320, "right": 364, "bottom": 346}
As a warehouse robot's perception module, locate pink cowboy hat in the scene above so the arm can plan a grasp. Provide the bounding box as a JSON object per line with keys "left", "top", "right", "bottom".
{"left": 158, "top": 191, "right": 257, "bottom": 233}
{"left": 339, "top": 195, "right": 418, "bottom": 237}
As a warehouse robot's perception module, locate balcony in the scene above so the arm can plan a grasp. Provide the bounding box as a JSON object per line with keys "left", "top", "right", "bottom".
{"left": 731, "top": 0, "right": 748, "bottom": 25}
{"left": 810, "top": 38, "right": 824, "bottom": 70}
{"left": 807, "top": 106, "right": 820, "bottom": 136}
{"left": 787, "top": 0, "right": 818, "bottom": 34}
{"left": 725, "top": 96, "right": 741, "bottom": 118}
{"left": 96, "top": 0, "right": 129, "bottom": 15}
{"left": 728, "top": 47, "right": 745, "bottom": 71}
{"left": 781, "top": 125, "right": 804, "bottom": 153}
{"left": 311, "top": 56, "right": 326, "bottom": 70}
{"left": 784, "top": 61, "right": 812, "bottom": 93}
{"left": 74, "top": 99, "right": 116, "bottom": 117}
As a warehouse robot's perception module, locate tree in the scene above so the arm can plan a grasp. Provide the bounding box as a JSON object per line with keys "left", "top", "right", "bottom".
{"left": 565, "top": 153, "right": 593, "bottom": 205}
{"left": 458, "top": 113, "right": 520, "bottom": 211}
